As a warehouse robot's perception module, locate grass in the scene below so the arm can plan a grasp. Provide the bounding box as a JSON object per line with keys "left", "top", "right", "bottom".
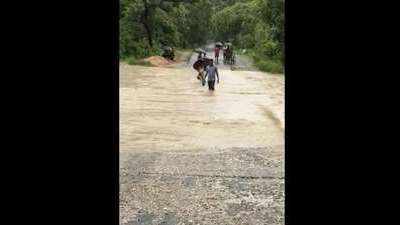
{"left": 254, "top": 59, "right": 283, "bottom": 74}
{"left": 125, "top": 56, "right": 137, "bottom": 65}
{"left": 125, "top": 56, "right": 153, "bottom": 67}
{"left": 238, "top": 48, "right": 284, "bottom": 74}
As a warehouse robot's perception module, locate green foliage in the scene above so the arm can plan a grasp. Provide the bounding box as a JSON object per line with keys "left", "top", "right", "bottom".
{"left": 120, "top": 0, "right": 285, "bottom": 74}
{"left": 209, "top": 0, "right": 284, "bottom": 73}
{"left": 126, "top": 56, "right": 153, "bottom": 66}
{"left": 126, "top": 56, "right": 138, "bottom": 65}
{"left": 120, "top": 0, "right": 214, "bottom": 59}
{"left": 244, "top": 46, "right": 283, "bottom": 73}
{"left": 180, "top": 0, "right": 214, "bottom": 47}
{"left": 212, "top": 1, "right": 258, "bottom": 44}
{"left": 254, "top": 59, "right": 283, "bottom": 73}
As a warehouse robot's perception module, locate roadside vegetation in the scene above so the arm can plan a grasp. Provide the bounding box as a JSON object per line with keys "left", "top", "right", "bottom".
{"left": 120, "top": 0, "right": 284, "bottom": 73}
{"left": 125, "top": 56, "right": 152, "bottom": 66}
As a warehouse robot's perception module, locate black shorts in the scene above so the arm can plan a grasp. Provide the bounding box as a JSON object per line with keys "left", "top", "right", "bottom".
{"left": 208, "top": 80, "right": 215, "bottom": 90}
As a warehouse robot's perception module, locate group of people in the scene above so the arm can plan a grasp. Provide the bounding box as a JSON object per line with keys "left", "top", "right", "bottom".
{"left": 193, "top": 41, "right": 234, "bottom": 91}
{"left": 214, "top": 41, "right": 232, "bottom": 64}
{"left": 193, "top": 54, "right": 219, "bottom": 91}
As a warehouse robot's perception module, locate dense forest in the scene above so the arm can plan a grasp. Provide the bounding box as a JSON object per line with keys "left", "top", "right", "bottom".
{"left": 120, "top": 0, "right": 284, "bottom": 73}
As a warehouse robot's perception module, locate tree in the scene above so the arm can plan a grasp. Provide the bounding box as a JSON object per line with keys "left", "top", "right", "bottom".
{"left": 120, "top": 0, "right": 285, "bottom": 71}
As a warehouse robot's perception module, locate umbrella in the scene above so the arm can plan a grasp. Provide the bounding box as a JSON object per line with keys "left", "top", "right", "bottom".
{"left": 225, "top": 42, "right": 232, "bottom": 46}
{"left": 215, "top": 42, "right": 223, "bottom": 47}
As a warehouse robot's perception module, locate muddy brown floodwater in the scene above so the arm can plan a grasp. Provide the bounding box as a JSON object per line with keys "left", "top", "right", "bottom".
{"left": 120, "top": 59, "right": 285, "bottom": 225}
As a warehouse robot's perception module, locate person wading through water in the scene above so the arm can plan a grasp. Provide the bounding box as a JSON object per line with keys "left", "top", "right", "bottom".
{"left": 204, "top": 59, "right": 219, "bottom": 91}
{"left": 193, "top": 57, "right": 206, "bottom": 86}
{"left": 214, "top": 46, "right": 220, "bottom": 64}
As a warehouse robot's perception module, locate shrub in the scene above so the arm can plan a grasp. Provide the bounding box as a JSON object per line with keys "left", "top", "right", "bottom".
{"left": 126, "top": 56, "right": 138, "bottom": 65}
{"left": 255, "top": 59, "right": 283, "bottom": 74}
{"left": 125, "top": 56, "right": 153, "bottom": 67}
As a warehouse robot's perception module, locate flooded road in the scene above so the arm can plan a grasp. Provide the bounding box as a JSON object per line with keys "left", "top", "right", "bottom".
{"left": 186, "top": 44, "right": 258, "bottom": 71}
{"left": 120, "top": 58, "right": 285, "bottom": 224}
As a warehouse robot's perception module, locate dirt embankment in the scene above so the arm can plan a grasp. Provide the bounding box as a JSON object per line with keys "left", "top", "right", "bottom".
{"left": 142, "top": 56, "right": 174, "bottom": 66}
{"left": 137, "top": 50, "right": 193, "bottom": 67}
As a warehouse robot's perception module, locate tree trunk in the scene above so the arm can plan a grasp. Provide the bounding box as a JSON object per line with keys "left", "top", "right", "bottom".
{"left": 142, "top": 0, "right": 153, "bottom": 47}
{"left": 143, "top": 21, "right": 153, "bottom": 48}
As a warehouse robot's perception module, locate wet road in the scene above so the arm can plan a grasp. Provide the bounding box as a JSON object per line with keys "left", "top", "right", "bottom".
{"left": 120, "top": 54, "right": 285, "bottom": 224}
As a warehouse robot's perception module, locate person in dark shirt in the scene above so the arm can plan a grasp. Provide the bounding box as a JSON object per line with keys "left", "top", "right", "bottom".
{"left": 193, "top": 59, "right": 206, "bottom": 86}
